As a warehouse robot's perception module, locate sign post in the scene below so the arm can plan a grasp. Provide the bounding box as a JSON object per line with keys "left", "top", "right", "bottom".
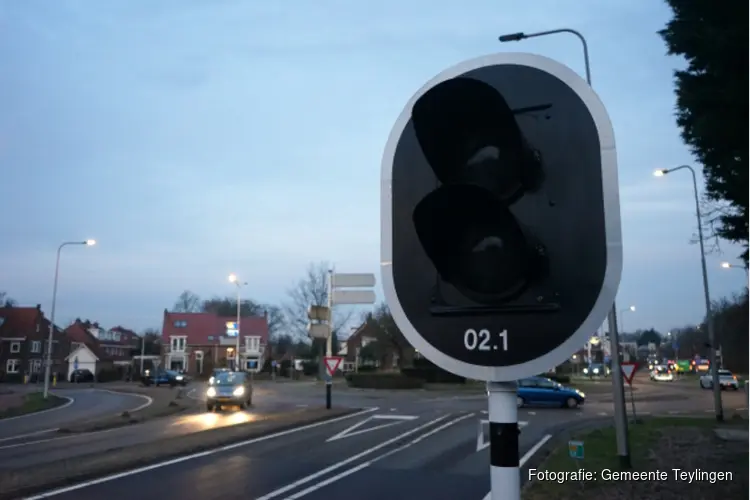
{"left": 621, "top": 361, "right": 638, "bottom": 422}
{"left": 381, "top": 52, "right": 622, "bottom": 500}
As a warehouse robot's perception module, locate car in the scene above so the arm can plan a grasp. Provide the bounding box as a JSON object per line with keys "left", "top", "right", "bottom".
{"left": 700, "top": 369, "right": 739, "bottom": 390}
{"left": 70, "top": 369, "right": 95, "bottom": 383}
{"left": 206, "top": 371, "right": 253, "bottom": 411}
{"left": 650, "top": 365, "right": 674, "bottom": 382}
{"left": 517, "top": 376, "right": 586, "bottom": 409}
{"left": 582, "top": 363, "right": 610, "bottom": 377}
{"left": 142, "top": 369, "right": 188, "bottom": 387}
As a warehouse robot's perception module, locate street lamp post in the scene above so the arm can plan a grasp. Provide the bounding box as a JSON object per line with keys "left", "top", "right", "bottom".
{"left": 228, "top": 274, "right": 248, "bottom": 374}
{"left": 44, "top": 239, "right": 96, "bottom": 399}
{"left": 619, "top": 305, "right": 636, "bottom": 335}
{"left": 721, "top": 261, "right": 748, "bottom": 276}
{"left": 499, "top": 27, "right": 632, "bottom": 471}
{"left": 654, "top": 165, "right": 723, "bottom": 421}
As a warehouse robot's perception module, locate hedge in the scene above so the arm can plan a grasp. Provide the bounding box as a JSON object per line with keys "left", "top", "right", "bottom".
{"left": 401, "top": 367, "right": 465, "bottom": 384}
{"left": 345, "top": 373, "right": 424, "bottom": 389}
{"left": 540, "top": 373, "right": 571, "bottom": 384}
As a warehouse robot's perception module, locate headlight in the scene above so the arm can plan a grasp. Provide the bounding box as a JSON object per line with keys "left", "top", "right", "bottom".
{"left": 144, "top": 369, "right": 150, "bottom": 376}
{"left": 206, "top": 387, "right": 216, "bottom": 397}
{"left": 583, "top": 368, "right": 588, "bottom": 374}
{"left": 175, "top": 375, "right": 183, "bottom": 381}
{"left": 233, "top": 386, "right": 245, "bottom": 397}
{"left": 577, "top": 391, "right": 585, "bottom": 398}
{"left": 209, "top": 376, "right": 215, "bottom": 385}
{"left": 593, "top": 368, "right": 599, "bottom": 374}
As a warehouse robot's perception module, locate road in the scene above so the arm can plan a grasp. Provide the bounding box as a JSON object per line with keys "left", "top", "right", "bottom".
{"left": 20, "top": 375, "right": 748, "bottom": 500}
{"left": 0, "top": 388, "right": 149, "bottom": 441}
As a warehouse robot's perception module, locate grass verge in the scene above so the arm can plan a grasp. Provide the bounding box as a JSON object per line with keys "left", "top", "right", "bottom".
{"left": 0, "top": 392, "right": 67, "bottom": 419}
{"left": 524, "top": 416, "right": 748, "bottom": 499}
{"left": 0, "top": 407, "right": 359, "bottom": 500}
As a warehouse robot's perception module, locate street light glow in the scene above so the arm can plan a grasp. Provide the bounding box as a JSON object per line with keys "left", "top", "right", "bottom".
{"left": 629, "top": 305, "right": 636, "bottom": 312}
{"left": 653, "top": 169, "right": 667, "bottom": 177}
{"left": 228, "top": 273, "right": 238, "bottom": 283}
{"left": 85, "top": 239, "right": 96, "bottom": 246}
{"left": 720, "top": 262, "right": 731, "bottom": 269}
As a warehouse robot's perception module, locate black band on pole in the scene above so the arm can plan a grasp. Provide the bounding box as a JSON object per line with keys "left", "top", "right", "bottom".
{"left": 489, "top": 422, "right": 520, "bottom": 467}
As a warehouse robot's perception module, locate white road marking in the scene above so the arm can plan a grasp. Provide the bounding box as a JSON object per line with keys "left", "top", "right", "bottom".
{"left": 668, "top": 411, "right": 683, "bottom": 414}
{"left": 0, "top": 428, "right": 59, "bottom": 443}
{"left": 255, "top": 414, "right": 455, "bottom": 500}
{"left": 597, "top": 412, "right": 608, "bottom": 416}
{"left": 283, "top": 413, "right": 476, "bottom": 499}
{"left": 476, "top": 420, "right": 528, "bottom": 452}
{"left": 94, "top": 389, "right": 153, "bottom": 413}
{"left": 481, "top": 434, "right": 553, "bottom": 500}
{"left": 326, "top": 414, "right": 419, "bottom": 442}
{"left": 527, "top": 411, "right": 536, "bottom": 416}
{"left": 22, "top": 407, "right": 379, "bottom": 499}
{"left": 0, "top": 425, "right": 123, "bottom": 451}
{"left": 0, "top": 395, "right": 74, "bottom": 422}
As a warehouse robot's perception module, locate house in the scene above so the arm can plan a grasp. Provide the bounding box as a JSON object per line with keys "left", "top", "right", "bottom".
{"left": 161, "top": 309, "right": 269, "bottom": 375}
{"left": 344, "top": 322, "right": 415, "bottom": 371}
{"left": 63, "top": 319, "right": 137, "bottom": 380}
{"left": 0, "top": 304, "right": 68, "bottom": 382}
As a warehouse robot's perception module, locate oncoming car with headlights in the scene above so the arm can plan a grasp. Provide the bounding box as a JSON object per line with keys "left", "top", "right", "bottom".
{"left": 206, "top": 371, "right": 253, "bottom": 411}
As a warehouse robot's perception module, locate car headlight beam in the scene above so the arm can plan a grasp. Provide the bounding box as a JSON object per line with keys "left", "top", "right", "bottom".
{"left": 206, "top": 387, "right": 216, "bottom": 397}
{"left": 233, "top": 386, "right": 245, "bottom": 397}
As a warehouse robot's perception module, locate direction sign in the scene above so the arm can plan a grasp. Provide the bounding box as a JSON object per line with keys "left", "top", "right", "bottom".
{"left": 333, "top": 273, "right": 376, "bottom": 288}
{"left": 324, "top": 356, "right": 343, "bottom": 377}
{"left": 568, "top": 440, "right": 584, "bottom": 459}
{"left": 332, "top": 290, "right": 376, "bottom": 305}
{"left": 620, "top": 362, "right": 638, "bottom": 385}
{"left": 380, "top": 52, "right": 622, "bottom": 381}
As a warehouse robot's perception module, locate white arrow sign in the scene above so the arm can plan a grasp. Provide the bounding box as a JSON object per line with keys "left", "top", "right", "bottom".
{"left": 326, "top": 414, "right": 418, "bottom": 442}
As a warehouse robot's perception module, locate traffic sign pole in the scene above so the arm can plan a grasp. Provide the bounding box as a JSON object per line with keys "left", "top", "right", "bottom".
{"left": 488, "top": 381, "right": 520, "bottom": 500}
{"left": 608, "top": 308, "right": 632, "bottom": 468}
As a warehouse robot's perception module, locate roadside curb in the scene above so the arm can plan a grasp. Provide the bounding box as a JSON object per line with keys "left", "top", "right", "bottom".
{"left": 1, "top": 407, "right": 369, "bottom": 500}
{"left": 56, "top": 403, "right": 190, "bottom": 434}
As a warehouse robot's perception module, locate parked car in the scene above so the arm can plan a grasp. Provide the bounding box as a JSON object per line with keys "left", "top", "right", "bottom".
{"left": 700, "top": 369, "right": 739, "bottom": 390}
{"left": 142, "top": 369, "right": 188, "bottom": 387}
{"left": 70, "top": 369, "right": 95, "bottom": 383}
{"left": 206, "top": 371, "right": 253, "bottom": 411}
{"left": 582, "top": 363, "right": 610, "bottom": 377}
{"left": 517, "top": 376, "right": 586, "bottom": 409}
{"left": 650, "top": 365, "right": 674, "bottom": 382}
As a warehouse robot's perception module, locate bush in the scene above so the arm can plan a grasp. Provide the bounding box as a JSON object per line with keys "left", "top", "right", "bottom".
{"left": 401, "top": 367, "right": 465, "bottom": 384}
{"left": 541, "top": 373, "right": 571, "bottom": 384}
{"left": 346, "top": 373, "right": 424, "bottom": 390}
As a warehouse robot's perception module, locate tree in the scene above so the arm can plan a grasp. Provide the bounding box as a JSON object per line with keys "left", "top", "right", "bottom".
{"left": 132, "top": 328, "right": 162, "bottom": 356}
{"left": 659, "top": 1, "right": 748, "bottom": 263}
{"left": 201, "top": 297, "right": 284, "bottom": 337}
{"left": 283, "top": 261, "right": 352, "bottom": 341}
{"left": 0, "top": 292, "right": 16, "bottom": 307}
{"left": 363, "top": 302, "right": 409, "bottom": 368}
{"left": 711, "top": 290, "right": 748, "bottom": 372}
{"left": 173, "top": 290, "right": 201, "bottom": 312}
{"left": 637, "top": 328, "right": 662, "bottom": 347}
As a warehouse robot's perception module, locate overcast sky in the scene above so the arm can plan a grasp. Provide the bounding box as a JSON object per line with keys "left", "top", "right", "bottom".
{"left": 1, "top": 1, "right": 746, "bottom": 335}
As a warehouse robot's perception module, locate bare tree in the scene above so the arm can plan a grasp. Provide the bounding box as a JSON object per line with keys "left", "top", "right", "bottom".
{"left": 173, "top": 290, "right": 201, "bottom": 312}
{"left": 363, "top": 302, "right": 410, "bottom": 368}
{"left": 0, "top": 291, "right": 16, "bottom": 307}
{"left": 283, "top": 261, "right": 352, "bottom": 341}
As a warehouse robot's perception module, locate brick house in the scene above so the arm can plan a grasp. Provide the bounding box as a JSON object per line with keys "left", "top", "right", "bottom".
{"left": 63, "top": 319, "right": 138, "bottom": 379}
{"left": 344, "top": 322, "right": 416, "bottom": 371}
{"left": 0, "top": 304, "right": 69, "bottom": 382}
{"left": 161, "top": 309, "right": 269, "bottom": 375}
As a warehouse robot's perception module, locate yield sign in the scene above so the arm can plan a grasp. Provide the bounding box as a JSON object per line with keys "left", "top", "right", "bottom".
{"left": 324, "top": 356, "right": 343, "bottom": 377}
{"left": 621, "top": 362, "right": 638, "bottom": 385}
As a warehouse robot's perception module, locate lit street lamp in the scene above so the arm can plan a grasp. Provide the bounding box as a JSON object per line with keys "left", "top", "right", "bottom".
{"left": 44, "top": 239, "right": 96, "bottom": 399}
{"left": 721, "top": 261, "right": 748, "bottom": 276}
{"left": 619, "top": 305, "right": 635, "bottom": 334}
{"left": 228, "top": 274, "right": 247, "bottom": 373}
{"left": 654, "top": 165, "right": 723, "bottom": 421}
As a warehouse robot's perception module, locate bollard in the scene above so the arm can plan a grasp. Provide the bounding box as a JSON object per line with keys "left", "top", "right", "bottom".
{"left": 23, "top": 375, "right": 29, "bottom": 384}
{"left": 52, "top": 375, "right": 57, "bottom": 387}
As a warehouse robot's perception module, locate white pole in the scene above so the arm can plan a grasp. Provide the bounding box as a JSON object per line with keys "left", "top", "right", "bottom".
{"left": 236, "top": 284, "right": 241, "bottom": 372}
{"left": 487, "top": 381, "right": 520, "bottom": 500}
{"left": 43, "top": 244, "right": 65, "bottom": 400}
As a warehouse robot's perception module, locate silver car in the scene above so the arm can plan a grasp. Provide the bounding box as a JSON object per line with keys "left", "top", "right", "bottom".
{"left": 700, "top": 369, "right": 739, "bottom": 390}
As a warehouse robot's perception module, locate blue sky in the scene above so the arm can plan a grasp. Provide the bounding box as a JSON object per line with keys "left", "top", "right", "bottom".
{"left": 1, "top": 0, "right": 745, "bottom": 335}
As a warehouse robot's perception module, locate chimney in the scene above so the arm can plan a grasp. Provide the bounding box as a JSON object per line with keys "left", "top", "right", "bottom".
{"left": 264, "top": 310, "right": 268, "bottom": 319}
{"left": 36, "top": 304, "right": 41, "bottom": 310}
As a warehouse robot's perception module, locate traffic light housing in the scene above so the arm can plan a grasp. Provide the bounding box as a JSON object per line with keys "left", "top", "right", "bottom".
{"left": 381, "top": 53, "right": 622, "bottom": 381}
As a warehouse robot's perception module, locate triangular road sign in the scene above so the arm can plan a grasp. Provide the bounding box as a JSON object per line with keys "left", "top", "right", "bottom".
{"left": 476, "top": 419, "right": 528, "bottom": 452}
{"left": 324, "top": 356, "right": 343, "bottom": 377}
{"left": 326, "top": 414, "right": 418, "bottom": 442}
{"left": 621, "top": 362, "right": 638, "bottom": 385}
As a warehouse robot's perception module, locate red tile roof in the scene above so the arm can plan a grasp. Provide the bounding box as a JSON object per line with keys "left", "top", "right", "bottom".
{"left": 63, "top": 320, "right": 133, "bottom": 361}
{"left": 161, "top": 309, "right": 269, "bottom": 345}
{"left": 0, "top": 304, "right": 60, "bottom": 340}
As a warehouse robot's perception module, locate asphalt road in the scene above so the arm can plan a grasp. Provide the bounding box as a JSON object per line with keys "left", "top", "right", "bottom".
{"left": 20, "top": 375, "right": 748, "bottom": 500}
{"left": 0, "top": 388, "right": 149, "bottom": 441}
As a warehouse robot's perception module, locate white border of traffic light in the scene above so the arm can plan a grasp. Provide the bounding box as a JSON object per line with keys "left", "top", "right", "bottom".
{"left": 380, "top": 52, "right": 622, "bottom": 382}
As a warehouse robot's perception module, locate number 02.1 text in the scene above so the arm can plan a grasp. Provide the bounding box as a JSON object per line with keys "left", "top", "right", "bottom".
{"left": 463, "top": 329, "right": 508, "bottom": 351}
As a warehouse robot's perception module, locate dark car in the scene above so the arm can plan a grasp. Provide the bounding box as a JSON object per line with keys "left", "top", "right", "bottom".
{"left": 206, "top": 371, "right": 253, "bottom": 411}
{"left": 142, "top": 369, "right": 188, "bottom": 387}
{"left": 70, "top": 369, "right": 95, "bottom": 383}
{"left": 517, "top": 376, "right": 586, "bottom": 409}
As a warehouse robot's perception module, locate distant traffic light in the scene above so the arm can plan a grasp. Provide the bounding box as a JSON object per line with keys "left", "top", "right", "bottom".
{"left": 381, "top": 53, "right": 622, "bottom": 381}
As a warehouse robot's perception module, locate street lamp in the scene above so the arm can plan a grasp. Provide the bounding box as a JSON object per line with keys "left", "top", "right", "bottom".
{"left": 619, "top": 305, "right": 635, "bottom": 334}
{"left": 654, "top": 165, "right": 723, "bottom": 421}
{"left": 44, "top": 239, "right": 96, "bottom": 399}
{"left": 228, "top": 274, "right": 247, "bottom": 373}
{"left": 721, "top": 261, "right": 748, "bottom": 276}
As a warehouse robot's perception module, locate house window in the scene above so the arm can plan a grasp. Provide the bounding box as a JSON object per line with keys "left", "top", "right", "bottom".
{"left": 173, "top": 320, "right": 187, "bottom": 328}
{"left": 6, "top": 359, "right": 20, "bottom": 374}
{"left": 71, "top": 342, "right": 82, "bottom": 351}
{"left": 245, "top": 336, "right": 260, "bottom": 352}
{"left": 171, "top": 336, "right": 186, "bottom": 352}
{"left": 29, "top": 359, "right": 42, "bottom": 373}
{"left": 9, "top": 342, "right": 20, "bottom": 354}
{"left": 31, "top": 341, "right": 42, "bottom": 353}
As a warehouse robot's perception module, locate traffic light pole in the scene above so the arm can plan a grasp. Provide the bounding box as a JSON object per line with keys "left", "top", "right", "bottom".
{"left": 607, "top": 306, "right": 632, "bottom": 468}
{"left": 487, "top": 381, "right": 520, "bottom": 500}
